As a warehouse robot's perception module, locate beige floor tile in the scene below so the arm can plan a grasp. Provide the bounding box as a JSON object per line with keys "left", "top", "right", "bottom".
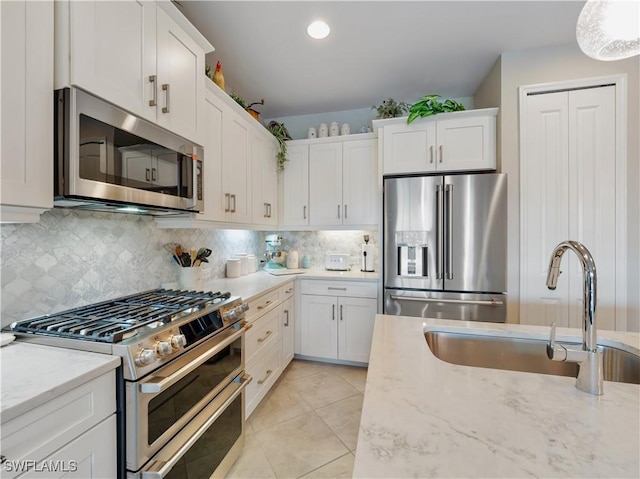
{"left": 334, "top": 365, "right": 368, "bottom": 393}
{"left": 254, "top": 411, "right": 349, "bottom": 479}
{"left": 286, "top": 371, "right": 360, "bottom": 409}
{"left": 281, "top": 359, "right": 337, "bottom": 381}
{"left": 315, "top": 393, "right": 364, "bottom": 451}
{"left": 248, "top": 380, "right": 313, "bottom": 432}
{"left": 225, "top": 433, "right": 276, "bottom": 479}
{"left": 299, "top": 452, "right": 355, "bottom": 479}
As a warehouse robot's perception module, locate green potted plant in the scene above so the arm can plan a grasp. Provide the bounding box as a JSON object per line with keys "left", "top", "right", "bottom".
{"left": 266, "top": 121, "right": 292, "bottom": 171}
{"left": 229, "top": 91, "right": 246, "bottom": 109}
{"left": 372, "top": 98, "right": 411, "bottom": 119}
{"left": 407, "top": 95, "right": 465, "bottom": 124}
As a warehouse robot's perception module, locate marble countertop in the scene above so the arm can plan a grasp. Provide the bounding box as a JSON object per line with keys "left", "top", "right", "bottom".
{"left": 1, "top": 341, "right": 120, "bottom": 424}
{"left": 202, "top": 268, "right": 378, "bottom": 302}
{"left": 354, "top": 315, "right": 640, "bottom": 478}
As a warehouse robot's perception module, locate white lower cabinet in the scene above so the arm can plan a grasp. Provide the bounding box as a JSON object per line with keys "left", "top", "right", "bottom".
{"left": 1, "top": 371, "right": 116, "bottom": 479}
{"left": 282, "top": 296, "right": 295, "bottom": 367}
{"left": 299, "top": 280, "right": 377, "bottom": 364}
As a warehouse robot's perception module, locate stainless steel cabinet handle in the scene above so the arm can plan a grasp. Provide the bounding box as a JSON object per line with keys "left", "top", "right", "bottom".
{"left": 439, "top": 145, "right": 444, "bottom": 163}
{"left": 332, "top": 304, "right": 335, "bottom": 320}
{"left": 264, "top": 202, "right": 269, "bottom": 218}
{"left": 148, "top": 75, "right": 157, "bottom": 106}
{"left": 435, "top": 185, "right": 443, "bottom": 280}
{"left": 139, "top": 327, "right": 244, "bottom": 394}
{"left": 445, "top": 184, "right": 453, "bottom": 280}
{"left": 257, "top": 330, "right": 272, "bottom": 343}
{"left": 258, "top": 369, "right": 273, "bottom": 385}
{"left": 340, "top": 304, "right": 343, "bottom": 321}
{"left": 151, "top": 168, "right": 157, "bottom": 181}
{"left": 140, "top": 373, "right": 251, "bottom": 478}
{"left": 225, "top": 193, "right": 231, "bottom": 212}
{"left": 285, "top": 288, "right": 293, "bottom": 294}
{"left": 284, "top": 309, "right": 289, "bottom": 327}
{"left": 303, "top": 205, "right": 307, "bottom": 220}
{"left": 162, "top": 83, "right": 170, "bottom": 113}
{"left": 328, "top": 287, "right": 347, "bottom": 291}
{"left": 267, "top": 203, "right": 272, "bottom": 218}
{"left": 145, "top": 168, "right": 151, "bottom": 182}
{"left": 337, "top": 204, "right": 341, "bottom": 218}
{"left": 231, "top": 194, "right": 237, "bottom": 213}
{"left": 344, "top": 204, "right": 348, "bottom": 218}
{"left": 389, "top": 295, "right": 503, "bottom": 306}
{"left": 257, "top": 300, "right": 272, "bottom": 310}
{"left": 430, "top": 145, "right": 434, "bottom": 163}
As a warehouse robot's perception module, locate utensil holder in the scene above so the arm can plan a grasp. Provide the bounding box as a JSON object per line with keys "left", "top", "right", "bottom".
{"left": 179, "top": 267, "right": 203, "bottom": 290}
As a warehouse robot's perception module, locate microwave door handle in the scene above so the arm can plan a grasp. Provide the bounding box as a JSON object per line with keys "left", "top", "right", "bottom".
{"left": 139, "top": 326, "right": 244, "bottom": 394}
{"left": 140, "top": 373, "right": 251, "bottom": 479}
{"left": 186, "top": 158, "right": 198, "bottom": 208}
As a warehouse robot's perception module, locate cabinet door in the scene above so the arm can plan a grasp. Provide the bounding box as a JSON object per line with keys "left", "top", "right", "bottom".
{"left": 281, "top": 144, "right": 309, "bottom": 226}
{"left": 436, "top": 115, "right": 495, "bottom": 171}
{"left": 382, "top": 121, "right": 436, "bottom": 175}
{"left": 19, "top": 415, "right": 117, "bottom": 479}
{"left": 282, "top": 297, "right": 295, "bottom": 367}
{"left": 251, "top": 132, "right": 278, "bottom": 225}
{"left": 338, "top": 297, "right": 377, "bottom": 363}
{"left": 222, "top": 112, "right": 252, "bottom": 223}
{"left": 122, "top": 149, "right": 153, "bottom": 184}
{"left": 69, "top": 0, "right": 156, "bottom": 122}
{"left": 342, "top": 139, "right": 378, "bottom": 226}
{"left": 199, "top": 88, "right": 225, "bottom": 222}
{"left": 309, "top": 142, "right": 343, "bottom": 225}
{"left": 156, "top": 6, "right": 204, "bottom": 143}
{"left": 300, "top": 295, "right": 338, "bottom": 359}
{"left": 1, "top": 0, "right": 53, "bottom": 221}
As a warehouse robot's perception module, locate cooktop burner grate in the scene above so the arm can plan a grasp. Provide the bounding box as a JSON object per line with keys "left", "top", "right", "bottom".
{"left": 10, "top": 289, "right": 232, "bottom": 343}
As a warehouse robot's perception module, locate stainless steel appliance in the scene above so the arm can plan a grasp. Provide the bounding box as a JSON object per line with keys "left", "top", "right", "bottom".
{"left": 54, "top": 87, "right": 204, "bottom": 215}
{"left": 384, "top": 173, "right": 507, "bottom": 322}
{"left": 9, "top": 289, "right": 250, "bottom": 478}
{"left": 264, "top": 234, "right": 286, "bottom": 270}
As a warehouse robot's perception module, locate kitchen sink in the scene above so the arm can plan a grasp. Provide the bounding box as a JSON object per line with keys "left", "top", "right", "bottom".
{"left": 425, "top": 330, "right": 640, "bottom": 385}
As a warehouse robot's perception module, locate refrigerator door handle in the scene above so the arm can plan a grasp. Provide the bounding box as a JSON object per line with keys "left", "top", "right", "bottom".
{"left": 445, "top": 184, "right": 453, "bottom": 280}
{"left": 435, "top": 185, "right": 443, "bottom": 280}
{"left": 389, "top": 295, "right": 504, "bottom": 307}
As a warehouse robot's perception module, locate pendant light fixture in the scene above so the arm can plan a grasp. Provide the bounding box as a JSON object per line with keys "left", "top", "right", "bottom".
{"left": 576, "top": 0, "right": 640, "bottom": 61}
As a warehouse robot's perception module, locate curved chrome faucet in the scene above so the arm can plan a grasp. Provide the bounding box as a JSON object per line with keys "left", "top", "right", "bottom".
{"left": 545, "top": 240, "right": 603, "bottom": 395}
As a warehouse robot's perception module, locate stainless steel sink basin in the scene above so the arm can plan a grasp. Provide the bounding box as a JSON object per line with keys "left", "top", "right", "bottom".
{"left": 425, "top": 331, "right": 640, "bottom": 385}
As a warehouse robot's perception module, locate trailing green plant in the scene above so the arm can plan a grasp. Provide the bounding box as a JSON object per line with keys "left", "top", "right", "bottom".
{"left": 230, "top": 91, "right": 246, "bottom": 109}
{"left": 266, "top": 121, "right": 292, "bottom": 171}
{"left": 372, "top": 98, "right": 410, "bottom": 119}
{"left": 407, "top": 95, "right": 465, "bottom": 124}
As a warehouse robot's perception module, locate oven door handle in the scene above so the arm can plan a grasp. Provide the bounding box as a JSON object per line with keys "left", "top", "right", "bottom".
{"left": 139, "top": 326, "right": 244, "bottom": 394}
{"left": 141, "top": 373, "right": 252, "bottom": 479}
{"left": 389, "top": 295, "right": 504, "bottom": 306}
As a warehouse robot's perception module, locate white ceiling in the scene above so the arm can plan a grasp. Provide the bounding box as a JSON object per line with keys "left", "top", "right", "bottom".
{"left": 176, "top": 1, "right": 586, "bottom": 118}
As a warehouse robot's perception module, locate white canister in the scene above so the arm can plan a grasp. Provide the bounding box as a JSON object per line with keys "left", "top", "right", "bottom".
{"left": 247, "top": 254, "right": 258, "bottom": 273}
{"left": 226, "top": 259, "right": 241, "bottom": 278}
{"left": 340, "top": 123, "right": 350, "bottom": 135}
{"left": 307, "top": 127, "right": 317, "bottom": 139}
{"left": 329, "top": 122, "right": 339, "bottom": 137}
{"left": 236, "top": 253, "right": 249, "bottom": 275}
{"left": 286, "top": 250, "right": 299, "bottom": 269}
{"left": 318, "top": 123, "right": 328, "bottom": 137}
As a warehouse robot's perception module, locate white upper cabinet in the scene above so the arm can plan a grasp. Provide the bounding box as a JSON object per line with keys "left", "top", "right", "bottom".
{"left": 281, "top": 144, "right": 310, "bottom": 227}
{"left": 251, "top": 131, "right": 279, "bottom": 226}
{"left": 222, "top": 112, "right": 252, "bottom": 223}
{"left": 55, "top": 0, "right": 211, "bottom": 144}
{"left": 374, "top": 108, "right": 497, "bottom": 175}
{"left": 342, "top": 139, "right": 378, "bottom": 226}
{"left": 1, "top": 0, "right": 54, "bottom": 223}
{"left": 309, "top": 142, "right": 343, "bottom": 226}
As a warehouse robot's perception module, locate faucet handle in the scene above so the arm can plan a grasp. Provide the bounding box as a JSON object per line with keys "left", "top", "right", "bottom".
{"left": 547, "top": 322, "right": 567, "bottom": 361}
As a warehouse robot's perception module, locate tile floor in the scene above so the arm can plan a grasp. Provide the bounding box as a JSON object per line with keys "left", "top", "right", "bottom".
{"left": 226, "top": 359, "right": 367, "bottom": 479}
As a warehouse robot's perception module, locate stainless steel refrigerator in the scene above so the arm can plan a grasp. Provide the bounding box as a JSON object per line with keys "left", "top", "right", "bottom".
{"left": 384, "top": 173, "right": 507, "bottom": 322}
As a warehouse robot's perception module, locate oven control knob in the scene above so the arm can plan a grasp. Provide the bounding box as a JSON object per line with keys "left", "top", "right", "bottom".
{"left": 170, "top": 334, "right": 187, "bottom": 350}
{"left": 155, "top": 340, "right": 173, "bottom": 357}
{"left": 241, "top": 302, "right": 249, "bottom": 312}
{"left": 135, "top": 348, "right": 157, "bottom": 367}
{"left": 223, "top": 309, "right": 237, "bottom": 322}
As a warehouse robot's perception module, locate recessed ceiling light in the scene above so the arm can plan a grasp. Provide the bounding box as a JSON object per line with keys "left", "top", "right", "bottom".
{"left": 307, "top": 20, "right": 330, "bottom": 40}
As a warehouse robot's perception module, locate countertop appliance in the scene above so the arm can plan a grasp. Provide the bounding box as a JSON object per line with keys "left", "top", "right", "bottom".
{"left": 361, "top": 235, "right": 374, "bottom": 272}
{"left": 384, "top": 173, "right": 507, "bottom": 322}
{"left": 325, "top": 253, "right": 350, "bottom": 271}
{"left": 9, "top": 289, "right": 250, "bottom": 478}
{"left": 54, "top": 87, "right": 204, "bottom": 215}
{"left": 264, "top": 234, "right": 286, "bottom": 269}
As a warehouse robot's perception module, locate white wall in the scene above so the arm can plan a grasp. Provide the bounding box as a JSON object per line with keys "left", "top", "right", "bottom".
{"left": 475, "top": 43, "right": 640, "bottom": 330}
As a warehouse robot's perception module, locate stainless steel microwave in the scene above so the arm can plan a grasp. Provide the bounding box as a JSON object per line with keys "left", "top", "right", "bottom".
{"left": 54, "top": 88, "right": 203, "bottom": 215}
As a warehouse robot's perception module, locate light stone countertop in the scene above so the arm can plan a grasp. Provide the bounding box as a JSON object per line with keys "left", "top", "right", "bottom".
{"left": 201, "top": 268, "right": 378, "bottom": 302}
{"left": 354, "top": 315, "right": 640, "bottom": 478}
{"left": 0, "top": 341, "right": 120, "bottom": 424}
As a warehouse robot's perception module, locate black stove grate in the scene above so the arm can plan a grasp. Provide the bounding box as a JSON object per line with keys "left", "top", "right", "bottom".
{"left": 10, "top": 289, "right": 232, "bottom": 343}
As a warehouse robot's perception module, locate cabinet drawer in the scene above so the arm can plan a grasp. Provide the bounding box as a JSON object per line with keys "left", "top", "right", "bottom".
{"left": 280, "top": 281, "right": 295, "bottom": 300}
{"left": 245, "top": 305, "right": 281, "bottom": 363}
{"left": 1, "top": 371, "right": 116, "bottom": 479}
{"left": 245, "top": 341, "right": 281, "bottom": 417}
{"left": 300, "top": 280, "right": 377, "bottom": 298}
{"left": 245, "top": 288, "right": 281, "bottom": 323}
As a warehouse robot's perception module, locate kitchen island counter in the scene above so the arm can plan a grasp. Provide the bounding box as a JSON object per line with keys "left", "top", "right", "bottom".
{"left": 354, "top": 315, "right": 640, "bottom": 478}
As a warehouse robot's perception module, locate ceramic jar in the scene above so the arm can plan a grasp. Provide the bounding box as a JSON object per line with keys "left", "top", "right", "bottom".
{"left": 308, "top": 127, "right": 317, "bottom": 139}
{"left": 341, "top": 123, "right": 350, "bottom": 135}
{"left": 286, "top": 250, "right": 299, "bottom": 269}
{"left": 329, "top": 122, "right": 339, "bottom": 137}
{"left": 318, "top": 123, "right": 328, "bottom": 137}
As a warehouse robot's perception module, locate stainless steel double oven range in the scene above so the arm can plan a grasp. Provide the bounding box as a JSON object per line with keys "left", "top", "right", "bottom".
{"left": 10, "top": 289, "right": 251, "bottom": 478}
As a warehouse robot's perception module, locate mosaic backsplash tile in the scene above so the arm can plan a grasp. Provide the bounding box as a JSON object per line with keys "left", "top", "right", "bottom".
{"left": 0, "top": 209, "right": 378, "bottom": 327}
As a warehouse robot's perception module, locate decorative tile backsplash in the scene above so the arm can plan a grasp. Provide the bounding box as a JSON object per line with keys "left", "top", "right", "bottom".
{"left": 0, "top": 208, "right": 378, "bottom": 327}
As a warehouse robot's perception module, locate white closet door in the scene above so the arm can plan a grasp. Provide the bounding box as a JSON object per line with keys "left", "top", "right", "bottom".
{"left": 568, "top": 86, "right": 616, "bottom": 330}
{"left": 520, "top": 92, "right": 570, "bottom": 327}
